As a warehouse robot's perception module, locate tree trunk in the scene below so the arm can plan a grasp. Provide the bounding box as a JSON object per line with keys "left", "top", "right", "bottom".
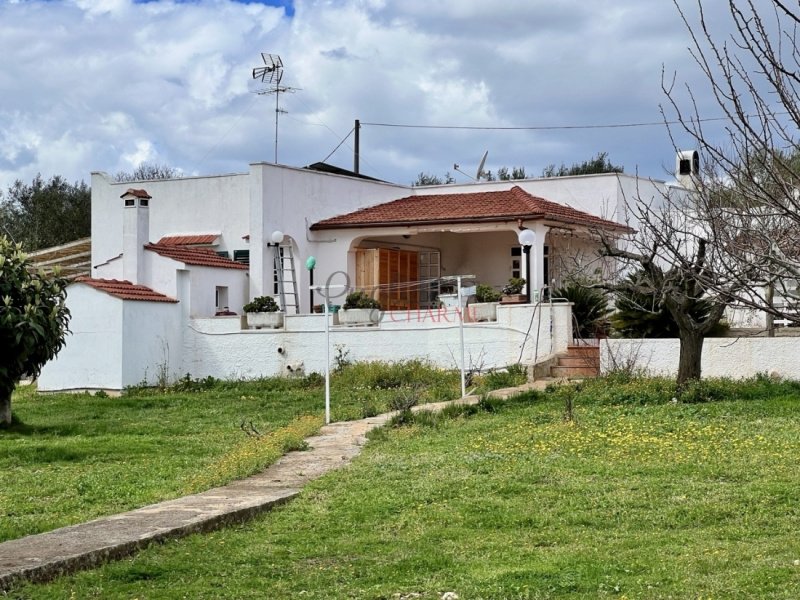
{"left": 0, "top": 389, "right": 11, "bottom": 427}
{"left": 766, "top": 283, "right": 775, "bottom": 338}
{"left": 677, "top": 328, "right": 704, "bottom": 386}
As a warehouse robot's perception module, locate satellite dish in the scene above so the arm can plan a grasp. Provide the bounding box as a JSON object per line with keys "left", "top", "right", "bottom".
{"left": 476, "top": 150, "right": 489, "bottom": 180}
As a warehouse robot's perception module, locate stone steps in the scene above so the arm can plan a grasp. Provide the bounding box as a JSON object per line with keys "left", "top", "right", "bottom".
{"left": 550, "top": 344, "right": 600, "bottom": 378}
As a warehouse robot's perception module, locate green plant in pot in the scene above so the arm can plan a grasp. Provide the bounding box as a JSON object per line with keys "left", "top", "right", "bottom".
{"left": 243, "top": 295, "right": 280, "bottom": 313}
{"left": 243, "top": 295, "right": 284, "bottom": 329}
{"left": 472, "top": 284, "right": 502, "bottom": 322}
{"left": 340, "top": 290, "right": 382, "bottom": 326}
{"left": 343, "top": 290, "right": 381, "bottom": 310}
{"left": 475, "top": 284, "right": 502, "bottom": 303}
{"left": 503, "top": 277, "right": 526, "bottom": 294}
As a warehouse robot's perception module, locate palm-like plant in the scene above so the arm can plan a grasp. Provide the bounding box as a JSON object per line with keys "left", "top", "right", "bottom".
{"left": 554, "top": 282, "right": 611, "bottom": 339}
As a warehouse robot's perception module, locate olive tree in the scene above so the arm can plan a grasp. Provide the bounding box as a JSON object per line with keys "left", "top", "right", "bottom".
{"left": 0, "top": 237, "right": 70, "bottom": 426}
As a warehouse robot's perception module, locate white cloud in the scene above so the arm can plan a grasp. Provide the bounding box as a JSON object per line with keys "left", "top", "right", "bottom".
{"left": 0, "top": 0, "right": 754, "bottom": 193}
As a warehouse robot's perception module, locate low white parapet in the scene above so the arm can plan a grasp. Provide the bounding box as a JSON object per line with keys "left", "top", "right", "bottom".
{"left": 602, "top": 337, "right": 800, "bottom": 379}
{"left": 182, "top": 303, "right": 573, "bottom": 381}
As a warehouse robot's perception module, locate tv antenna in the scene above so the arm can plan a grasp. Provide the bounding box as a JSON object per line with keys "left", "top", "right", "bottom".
{"left": 453, "top": 150, "right": 489, "bottom": 182}
{"left": 252, "top": 53, "right": 298, "bottom": 164}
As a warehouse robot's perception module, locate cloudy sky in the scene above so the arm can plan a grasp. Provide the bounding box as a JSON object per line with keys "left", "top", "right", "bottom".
{"left": 0, "top": 0, "right": 745, "bottom": 192}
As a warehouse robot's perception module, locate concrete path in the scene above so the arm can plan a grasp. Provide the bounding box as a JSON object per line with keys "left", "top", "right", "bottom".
{"left": 0, "top": 381, "right": 550, "bottom": 591}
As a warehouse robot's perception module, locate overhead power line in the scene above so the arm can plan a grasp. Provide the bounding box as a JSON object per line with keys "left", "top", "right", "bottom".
{"left": 360, "top": 114, "right": 781, "bottom": 132}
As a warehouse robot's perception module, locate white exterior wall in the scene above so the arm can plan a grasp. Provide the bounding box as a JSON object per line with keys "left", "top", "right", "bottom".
{"left": 38, "top": 285, "right": 124, "bottom": 391}
{"left": 182, "top": 303, "right": 571, "bottom": 380}
{"left": 188, "top": 266, "right": 248, "bottom": 317}
{"left": 250, "top": 163, "right": 408, "bottom": 307}
{"left": 602, "top": 338, "right": 800, "bottom": 380}
{"left": 91, "top": 171, "right": 252, "bottom": 266}
{"left": 121, "top": 300, "right": 183, "bottom": 387}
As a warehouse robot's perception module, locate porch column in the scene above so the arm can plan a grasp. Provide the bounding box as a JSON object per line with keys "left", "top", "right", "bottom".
{"left": 522, "top": 223, "right": 547, "bottom": 300}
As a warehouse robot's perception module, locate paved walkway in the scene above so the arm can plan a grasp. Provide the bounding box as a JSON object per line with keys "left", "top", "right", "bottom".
{"left": 0, "top": 381, "right": 550, "bottom": 591}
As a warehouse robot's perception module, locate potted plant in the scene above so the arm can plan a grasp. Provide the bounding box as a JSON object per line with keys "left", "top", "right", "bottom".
{"left": 470, "top": 284, "right": 502, "bottom": 322}
{"left": 500, "top": 277, "right": 527, "bottom": 304}
{"left": 243, "top": 295, "right": 284, "bottom": 329}
{"left": 338, "top": 290, "right": 382, "bottom": 326}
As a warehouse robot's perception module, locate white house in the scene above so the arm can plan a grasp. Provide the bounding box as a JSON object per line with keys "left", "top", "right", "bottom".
{"left": 38, "top": 161, "right": 677, "bottom": 392}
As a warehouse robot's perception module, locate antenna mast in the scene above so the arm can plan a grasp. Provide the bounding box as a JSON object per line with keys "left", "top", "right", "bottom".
{"left": 252, "top": 53, "right": 297, "bottom": 164}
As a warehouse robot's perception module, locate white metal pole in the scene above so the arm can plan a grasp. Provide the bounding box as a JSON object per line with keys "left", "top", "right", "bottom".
{"left": 324, "top": 300, "right": 331, "bottom": 424}
{"left": 457, "top": 275, "right": 466, "bottom": 397}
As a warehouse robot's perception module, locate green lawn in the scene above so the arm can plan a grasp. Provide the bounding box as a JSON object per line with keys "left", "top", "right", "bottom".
{"left": 0, "top": 362, "right": 461, "bottom": 543}
{"left": 15, "top": 378, "right": 800, "bottom": 599}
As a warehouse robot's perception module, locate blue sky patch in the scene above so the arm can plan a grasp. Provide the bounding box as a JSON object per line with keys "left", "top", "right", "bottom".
{"left": 133, "top": 0, "right": 294, "bottom": 17}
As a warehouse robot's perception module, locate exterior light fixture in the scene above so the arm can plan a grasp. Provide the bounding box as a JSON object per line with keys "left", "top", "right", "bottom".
{"left": 270, "top": 230, "right": 284, "bottom": 244}
{"left": 306, "top": 256, "right": 316, "bottom": 312}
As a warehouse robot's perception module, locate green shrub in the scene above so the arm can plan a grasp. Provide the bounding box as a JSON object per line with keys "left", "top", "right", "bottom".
{"left": 475, "top": 284, "right": 502, "bottom": 303}
{"left": 243, "top": 296, "right": 280, "bottom": 313}
{"left": 553, "top": 282, "right": 611, "bottom": 339}
{"left": 502, "top": 277, "right": 526, "bottom": 295}
{"left": 610, "top": 269, "right": 728, "bottom": 338}
{"left": 343, "top": 290, "right": 381, "bottom": 310}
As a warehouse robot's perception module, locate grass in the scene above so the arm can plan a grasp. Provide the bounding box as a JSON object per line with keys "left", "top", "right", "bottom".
{"left": 0, "top": 361, "right": 461, "bottom": 543}
{"left": 14, "top": 376, "right": 800, "bottom": 598}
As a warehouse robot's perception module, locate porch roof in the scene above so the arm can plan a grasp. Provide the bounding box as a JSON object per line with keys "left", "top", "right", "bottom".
{"left": 75, "top": 277, "right": 178, "bottom": 302}
{"left": 310, "top": 186, "right": 633, "bottom": 232}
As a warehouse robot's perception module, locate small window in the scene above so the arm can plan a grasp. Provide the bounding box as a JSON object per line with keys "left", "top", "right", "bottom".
{"left": 511, "top": 247, "right": 522, "bottom": 279}
{"left": 679, "top": 159, "right": 691, "bottom": 175}
{"left": 139, "top": 198, "right": 149, "bottom": 207}
{"left": 233, "top": 249, "right": 250, "bottom": 265}
{"left": 216, "top": 286, "right": 229, "bottom": 311}
{"left": 124, "top": 198, "right": 135, "bottom": 207}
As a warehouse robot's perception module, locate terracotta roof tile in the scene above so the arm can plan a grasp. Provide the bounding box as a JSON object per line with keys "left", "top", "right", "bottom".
{"left": 157, "top": 234, "right": 219, "bottom": 246}
{"left": 76, "top": 277, "right": 178, "bottom": 303}
{"left": 120, "top": 188, "right": 151, "bottom": 199}
{"left": 310, "top": 186, "right": 632, "bottom": 232}
{"left": 146, "top": 244, "right": 248, "bottom": 270}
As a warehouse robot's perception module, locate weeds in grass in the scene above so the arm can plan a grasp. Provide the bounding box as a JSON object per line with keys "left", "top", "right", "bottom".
{"left": 333, "top": 344, "right": 351, "bottom": 372}
{"left": 184, "top": 415, "right": 322, "bottom": 493}
{"left": 549, "top": 373, "right": 800, "bottom": 407}
{"left": 389, "top": 385, "right": 421, "bottom": 412}
{"left": 562, "top": 386, "right": 577, "bottom": 423}
{"left": 474, "top": 363, "right": 528, "bottom": 393}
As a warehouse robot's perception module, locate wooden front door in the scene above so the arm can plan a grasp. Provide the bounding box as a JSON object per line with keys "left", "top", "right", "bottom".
{"left": 355, "top": 248, "right": 419, "bottom": 310}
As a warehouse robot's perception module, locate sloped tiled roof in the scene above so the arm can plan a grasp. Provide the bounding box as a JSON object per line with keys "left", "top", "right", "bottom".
{"left": 310, "top": 186, "right": 632, "bottom": 232}
{"left": 145, "top": 244, "right": 248, "bottom": 270}
{"left": 75, "top": 277, "right": 178, "bottom": 303}
{"left": 156, "top": 234, "right": 219, "bottom": 246}
{"left": 121, "top": 188, "right": 151, "bottom": 199}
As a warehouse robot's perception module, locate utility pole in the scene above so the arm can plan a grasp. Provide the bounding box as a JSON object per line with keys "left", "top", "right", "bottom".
{"left": 354, "top": 119, "right": 360, "bottom": 175}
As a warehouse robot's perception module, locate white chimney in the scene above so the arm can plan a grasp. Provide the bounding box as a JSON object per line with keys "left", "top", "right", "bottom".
{"left": 121, "top": 188, "right": 151, "bottom": 284}
{"left": 676, "top": 150, "right": 700, "bottom": 190}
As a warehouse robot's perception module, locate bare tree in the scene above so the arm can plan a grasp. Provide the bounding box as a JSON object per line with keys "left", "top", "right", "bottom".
{"left": 595, "top": 187, "right": 746, "bottom": 385}
{"left": 662, "top": 0, "right": 800, "bottom": 323}
{"left": 114, "top": 162, "right": 182, "bottom": 182}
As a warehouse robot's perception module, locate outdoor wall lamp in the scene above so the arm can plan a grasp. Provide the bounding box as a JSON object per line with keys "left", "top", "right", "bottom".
{"left": 267, "top": 230, "right": 284, "bottom": 247}
{"left": 517, "top": 228, "right": 536, "bottom": 304}
{"left": 306, "top": 255, "right": 317, "bottom": 312}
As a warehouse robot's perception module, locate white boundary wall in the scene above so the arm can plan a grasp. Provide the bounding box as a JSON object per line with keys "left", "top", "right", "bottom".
{"left": 181, "top": 303, "right": 571, "bottom": 382}
{"left": 602, "top": 338, "right": 800, "bottom": 379}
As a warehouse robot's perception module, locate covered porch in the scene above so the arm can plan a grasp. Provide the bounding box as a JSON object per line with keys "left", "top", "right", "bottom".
{"left": 347, "top": 224, "right": 604, "bottom": 310}
{"left": 310, "top": 185, "right": 630, "bottom": 311}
